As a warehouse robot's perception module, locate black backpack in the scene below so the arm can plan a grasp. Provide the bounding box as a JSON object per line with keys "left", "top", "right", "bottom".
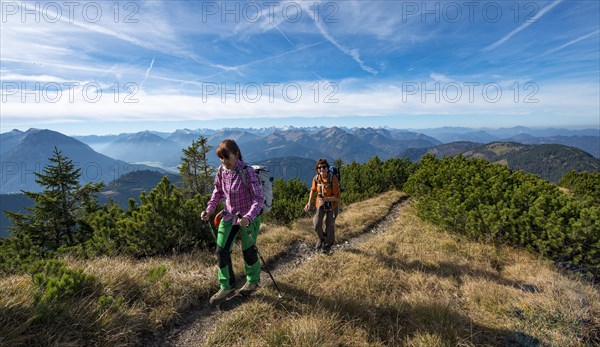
{"left": 330, "top": 166, "right": 343, "bottom": 192}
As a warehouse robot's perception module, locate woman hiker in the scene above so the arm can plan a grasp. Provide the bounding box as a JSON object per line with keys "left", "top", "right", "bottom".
{"left": 304, "top": 158, "right": 341, "bottom": 254}
{"left": 201, "top": 139, "right": 264, "bottom": 306}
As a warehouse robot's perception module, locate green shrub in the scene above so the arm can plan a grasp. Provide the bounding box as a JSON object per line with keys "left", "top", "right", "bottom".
{"left": 340, "top": 157, "right": 415, "bottom": 205}
{"left": 27, "top": 259, "right": 96, "bottom": 305}
{"left": 405, "top": 154, "right": 599, "bottom": 279}
{"left": 146, "top": 264, "right": 168, "bottom": 285}
{"left": 98, "top": 294, "right": 125, "bottom": 312}
{"left": 86, "top": 178, "right": 213, "bottom": 257}
{"left": 559, "top": 170, "right": 600, "bottom": 205}
{"left": 266, "top": 178, "right": 310, "bottom": 225}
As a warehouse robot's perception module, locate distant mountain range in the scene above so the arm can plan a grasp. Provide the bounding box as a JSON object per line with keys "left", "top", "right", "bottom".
{"left": 0, "top": 129, "right": 166, "bottom": 194}
{"left": 2, "top": 126, "right": 598, "bottom": 193}
{"left": 466, "top": 143, "right": 600, "bottom": 182}
{"left": 71, "top": 126, "right": 445, "bottom": 168}
{"left": 401, "top": 141, "right": 600, "bottom": 182}
{"left": 101, "top": 131, "right": 183, "bottom": 169}
{"left": 0, "top": 193, "right": 31, "bottom": 237}
{"left": 72, "top": 126, "right": 598, "bottom": 164}
{"left": 255, "top": 156, "right": 317, "bottom": 187}
{"left": 99, "top": 170, "right": 181, "bottom": 207}
{"left": 503, "top": 134, "right": 599, "bottom": 158}
{"left": 416, "top": 126, "right": 598, "bottom": 141}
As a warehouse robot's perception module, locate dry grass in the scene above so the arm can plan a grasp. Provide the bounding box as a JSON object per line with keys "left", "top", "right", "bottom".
{"left": 0, "top": 191, "right": 405, "bottom": 346}
{"left": 1, "top": 252, "right": 218, "bottom": 346}
{"left": 4, "top": 191, "right": 596, "bottom": 346}
{"left": 199, "top": 202, "right": 600, "bottom": 347}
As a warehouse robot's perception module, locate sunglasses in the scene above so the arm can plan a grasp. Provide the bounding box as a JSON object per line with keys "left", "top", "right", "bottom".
{"left": 318, "top": 166, "right": 328, "bottom": 170}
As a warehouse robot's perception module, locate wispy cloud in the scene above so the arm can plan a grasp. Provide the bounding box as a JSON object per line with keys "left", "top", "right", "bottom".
{"left": 300, "top": 3, "right": 377, "bottom": 75}
{"left": 483, "top": 0, "right": 564, "bottom": 53}
{"left": 141, "top": 57, "right": 155, "bottom": 87}
{"left": 3, "top": 79, "right": 597, "bottom": 130}
{"left": 183, "top": 41, "right": 327, "bottom": 83}
{"left": 272, "top": 22, "right": 295, "bottom": 46}
{"left": 19, "top": 1, "right": 152, "bottom": 49}
{"left": 1, "top": 58, "right": 115, "bottom": 75}
{"left": 430, "top": 73, "right": 453, "bottom": 83}
{"left": 541, "top": 29, "right": 600, "bottom": 56}
{"left": 0, "top": 73, "right": 71, "bottom": 83}
{"left": 14, "top": 1, "right": 236, "bottom": 72}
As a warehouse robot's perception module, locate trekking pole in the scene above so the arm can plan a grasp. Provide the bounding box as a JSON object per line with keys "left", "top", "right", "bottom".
{"left": 236, "top": 213, "right": 283, "bottom": 299}
{"left": 201, "top": 211, "right": 218, "bottom": 244}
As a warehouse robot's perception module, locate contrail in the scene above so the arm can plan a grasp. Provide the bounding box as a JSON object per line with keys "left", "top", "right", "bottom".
{"left": 141, "top": 57, "right": 155, "bottom": 87}
{"left": 483, "top": 0, "right": 563, "bottom": 53}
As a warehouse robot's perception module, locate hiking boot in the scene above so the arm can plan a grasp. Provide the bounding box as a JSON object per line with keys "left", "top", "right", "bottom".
{"left": 209, "top": 288, "right": 234, "bottom": 306}
{"left": 315, "top": 239, "right": 323, "bottom": 251}
{"left": 322, "top": 244, "right": 332, "bottom": 254}
{"left": 239, "top": 281, "right": 258, "bottom": 296}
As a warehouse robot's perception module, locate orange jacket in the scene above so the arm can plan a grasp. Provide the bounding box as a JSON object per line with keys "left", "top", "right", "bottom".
{"left": 311, "top": 174, "right": 341, "bottom": 209}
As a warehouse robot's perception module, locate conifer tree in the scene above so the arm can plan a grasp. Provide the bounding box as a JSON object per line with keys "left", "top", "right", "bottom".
{"left": 333, "top": 158, "right": 344, "bottom": 169}
{"left": 179, "top": 136, "right": 213, "bottom": 197}
{"left": 6, "top": 147, "right": 104, "bottom": 253}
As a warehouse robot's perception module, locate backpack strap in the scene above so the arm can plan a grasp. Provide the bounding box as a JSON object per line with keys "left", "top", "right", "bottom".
{"left": 217, "top": 164, "right": 230, "bottom": 195}
{"left": 216, "top": 165, "right": 223, "bottom": 188}
{"left": 239, "top": 165, "right": 254, "bottom": 199}
{"left": 218, "top": 164, "right": 251, "bottom": 195}
{"left": 313, "top": 174, "right": 321, "bottom": 195}
{"left": 241, "top": 165, "right": 265, "bottom": 215}
{"left": 240, "top": 165, "right": 249, "bottom": 189}
{"left": 316, "top": 172, "right": 334, "bottom": 190}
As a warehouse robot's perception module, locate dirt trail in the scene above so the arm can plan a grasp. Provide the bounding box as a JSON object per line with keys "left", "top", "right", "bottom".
{"left": 149, "top": 196, "right": 409, "bottom": 347}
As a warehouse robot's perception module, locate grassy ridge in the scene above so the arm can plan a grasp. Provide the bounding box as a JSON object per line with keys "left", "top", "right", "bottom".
{"left": 203, "top": 203, "right": 600, "bottom": 346}
{"left": 0, "top": 191, "right": 405, "bottom": 346}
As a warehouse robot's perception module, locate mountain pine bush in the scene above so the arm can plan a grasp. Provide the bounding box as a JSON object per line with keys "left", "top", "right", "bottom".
{"left": 559, "top": 170, "right": 600, "bottom": 205}
{"left": 86, "top": 177, "right": 212, "bottom": 257}
{"left": 28, "top": 259, "right": 96, "bottom": 305}
{"left": 340, "top": 156, "right": 415, "bottom": 205}
{"left": 266, "top": 178, "right": 309, "bottom": 226}
{"left": 405, "top": 154, "right": 599, "bottom": 279}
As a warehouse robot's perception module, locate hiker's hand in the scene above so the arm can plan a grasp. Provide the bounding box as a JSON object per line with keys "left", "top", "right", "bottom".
{"left": 239, "top": 216, "right": 250, "bottom": 227}
{"left": 200, "top": 211, "right": 209, "bottom": 221}
{"left": 304, "top": 203, "right": 311, "bottom": 212}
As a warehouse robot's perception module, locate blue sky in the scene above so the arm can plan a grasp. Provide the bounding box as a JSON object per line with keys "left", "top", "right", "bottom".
{"left": 1, "top": 0, "right": 599, "bottom": 135}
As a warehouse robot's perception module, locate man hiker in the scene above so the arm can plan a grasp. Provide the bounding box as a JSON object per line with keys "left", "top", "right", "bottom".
{"left": 304, "top": 158, "right": 341, "bottom": 254}
{"left": 201, "top": 139, "right": 264, "bottom": 306}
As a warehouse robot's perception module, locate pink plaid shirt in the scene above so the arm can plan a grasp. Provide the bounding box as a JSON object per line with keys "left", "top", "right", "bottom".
{"left": 206, "top": 160, "right": 264, "bottom": 224}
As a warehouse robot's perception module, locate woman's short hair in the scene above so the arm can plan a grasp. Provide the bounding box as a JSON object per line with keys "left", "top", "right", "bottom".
{"left": 315, "top": 158, "right": 330, "bottom": 171}
{"left": 216, "top": 139, "right": 243, "bottom": 161}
